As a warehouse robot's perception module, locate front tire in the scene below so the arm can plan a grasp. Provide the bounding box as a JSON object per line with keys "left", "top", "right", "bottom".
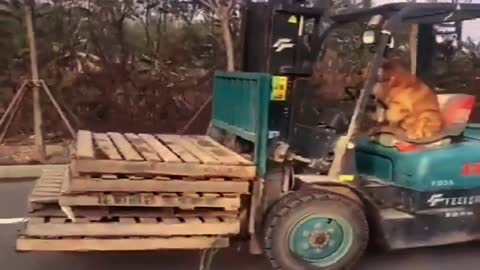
{"left": 263, "top": 189, "right": 369, "bottom": 270}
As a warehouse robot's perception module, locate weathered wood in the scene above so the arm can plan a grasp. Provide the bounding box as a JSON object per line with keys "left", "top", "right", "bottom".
{"left": 29, "top": 167, "right": 68, "bottom": 206}
{"left": 17, "top": 236, "right": 230, "bottom": 251}
{"left": 171, "top": 135, "right": 221, "bottom": 164}
{"left": 107, "top": 132, "right": 143, "bottom": 161}
{"left": 72, "top": 159, "right": 256, "bottom": 178}
{"left": 28, "top": 207, "right": 237, "bottom": 219}
{"left": 183, "top": 217, "right": 202, "bottom": 224}
{"left": 156, "top": 134, "right": 200, "bottom": 163}
{"left": 138, "top": 134, "right": 181, "bottom": 162}
{"left": 24, "top": 217, "right": 239, "bottom": 237}
{"left": 76, "top": 130, "right": 94, "bottom": 159}
{"left": 119, "top": 217, "right": 136, "bottom": 224}
{"left": 59, "top": 192, "right": 241, "bottom": 210}
{"left": 190, "top": 135, "right": 252, "bottom": 165}
{"left": 68, "top": 178, "right": 251, "bottom": 194}
{"left": 140, "top": 217, "right": 157, "bottom": 223}
{"left": 124, "top": 133, "right": 161, "bottom": 161}
{"left": 186, "top": 136, "right": 239, "bottom": 165}
{"left": 93, "top": 133, "right": 122, "bottom": 160}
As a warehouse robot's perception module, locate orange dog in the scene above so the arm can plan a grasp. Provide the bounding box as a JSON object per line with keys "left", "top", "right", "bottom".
{"left": 372, "top": 59, "right": 444, "bottom": 140}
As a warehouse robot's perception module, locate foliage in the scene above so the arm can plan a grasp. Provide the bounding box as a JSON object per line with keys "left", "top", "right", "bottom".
{"left": 0, "top": 0, "right": 229, "bottom": 138}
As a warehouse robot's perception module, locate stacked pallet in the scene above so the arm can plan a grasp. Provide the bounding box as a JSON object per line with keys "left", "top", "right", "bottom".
{"left": 17, "top": 130, "right": 256, "bottom": 251}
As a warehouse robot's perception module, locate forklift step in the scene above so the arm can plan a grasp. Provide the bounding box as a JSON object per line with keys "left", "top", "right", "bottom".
{"left": 380, "top": 208, "right": 414, "bottom": 220}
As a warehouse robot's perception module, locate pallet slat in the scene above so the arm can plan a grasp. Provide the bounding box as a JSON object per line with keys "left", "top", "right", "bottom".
{"left": 29, "top": 167, "right": 67, "bottom": 206}
{"left": 68, "top": 178, "right": 250, "bottom": 194}
{"left": 107, "top": 132, "right": 143, "bottom": 161}
{"left": 93, "top": 133, "right": 122, "bottom": 160}
{"left": 156, "top": 134, "right": 200, "bottom": 163}
{"left": 76, "top": 130, "right": 95, "bottom": 159}
{"left": 24, "top": 218, "right": 240, "bottom": 237}
{"left": 59, "top": 193, "right": 241, "bottom": 210}
{"left": 28, "top": 207, "right": 237, "bottom": 219}
{"left": 124, "top": 133, "right": 161, "bottom": 161}
{"left": 170, "top": 135, "right": 221, "bottom": 164}
{"left": 17, "top": 236, "right": 230, "bottom": 251}
{"left": 72, "top": 159, "right": 256, "bottom": 178}
{"left": 138, "top": 134, "right": 181, "bottom": 163}
{"left": 190, "top": 135, "right": 252, "bottom": 165}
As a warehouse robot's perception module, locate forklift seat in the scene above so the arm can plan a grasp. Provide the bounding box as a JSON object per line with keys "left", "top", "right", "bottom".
{"left": 370, "top": 94, "right": 476, "bottom": 151}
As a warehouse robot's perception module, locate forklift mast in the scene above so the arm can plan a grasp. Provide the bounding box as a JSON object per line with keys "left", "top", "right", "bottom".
{"left": 242, "top": 0, "right": 328, "bottom": 76}
{"left": 241, "top": 0, "right": 329, "bottom": 143}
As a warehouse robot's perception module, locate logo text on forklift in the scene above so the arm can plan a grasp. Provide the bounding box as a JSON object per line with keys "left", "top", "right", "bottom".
{"left": 427, "top": 193, "right": 480, "bottom": 207}
{"left": 273, "top": 38, "right": 295, "bottom": 52}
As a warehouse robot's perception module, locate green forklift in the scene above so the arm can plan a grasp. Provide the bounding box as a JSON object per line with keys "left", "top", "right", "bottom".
{"left": 217, "top": 1, "right": 480, "bottom": 269}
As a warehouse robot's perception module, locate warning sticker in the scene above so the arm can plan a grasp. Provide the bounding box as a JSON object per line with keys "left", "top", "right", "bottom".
{"left": 288, "top": 16, "right": 298, "bottom": 24}
{"left": 271, "top": 76, "right": 288, "bottom": 101}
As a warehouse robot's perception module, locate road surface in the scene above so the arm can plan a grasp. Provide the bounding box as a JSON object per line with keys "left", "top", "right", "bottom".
{"left": 2, "top": 180, "right": 480, "bottom": 270}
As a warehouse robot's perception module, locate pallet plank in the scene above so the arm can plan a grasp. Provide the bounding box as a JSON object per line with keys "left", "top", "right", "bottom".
{"left": 170, "top": 136, "right": 221, "bottom": 164}
{"left": 183, "top": 217, "right": 203, "bottom": 224}
{"left": 107, "top": 132, "right": 143, "bottom": 161}
{"left": 28, "top": 207, "right": 237, "bottom": 219}
{"left": 138, "top": 134, "right": 181, "bottom": 163}
{"left": 23, "top": 220, "right": 238, "bottom": 237}
{"left": 93, "top": 133, "right": 123, "bottom": 160}
{"left": 72, "top": 159, "right": 255, "bottom": 178}
{"left": 17, "top": 236, "right": 230, "bottom": 251}
{"left": 140, "top": 217, "right": 158, "bottom": 224}
{"left": 124, "top": 133, "right": 161, "bottom": 161}
{"left": 59, "top": 193, "right": 241, "bottom": 210}
{"left": 156, "top": 134, "right": 200, "bottom": 163}
{"left": 76, "top": 130, "right": 95, "bottom": 159}
{"left": 190, "top": 135, "right": 252, "bottom": 165}
{"left": 69, "top": 178, "right": 250, "bottom": 194}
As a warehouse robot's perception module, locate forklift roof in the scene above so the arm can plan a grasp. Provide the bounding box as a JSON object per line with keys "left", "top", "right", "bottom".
{"left": 331, "top": 2, "right": 480, "bottom": 25}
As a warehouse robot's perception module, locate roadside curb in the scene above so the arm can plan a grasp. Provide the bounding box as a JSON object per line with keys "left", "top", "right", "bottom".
{"left": 0, "top": 164, "right": 68, "bottom": 180}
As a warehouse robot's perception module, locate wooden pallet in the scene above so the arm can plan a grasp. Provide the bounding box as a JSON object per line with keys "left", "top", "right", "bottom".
{"left": 73, "top": 131, "right": 256, "bottom": 178}
{"left": 24, "top": 215, "right": 240, "bottom": 237}
{"left": 17, "top": 236, "right": 229, "bottom": 251}
{"left": 59, "top": 192, "right": 241, "bottom": 211}
{"left": 29, "top": 167, "right": 68, "bottom": 211}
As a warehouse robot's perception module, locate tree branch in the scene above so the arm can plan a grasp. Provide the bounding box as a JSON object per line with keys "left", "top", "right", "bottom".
{"left": 227, "top": 0, "right": 237, "bottom": 12}
{"left": 198, "top": 0, "right": 215, "bottom": 11}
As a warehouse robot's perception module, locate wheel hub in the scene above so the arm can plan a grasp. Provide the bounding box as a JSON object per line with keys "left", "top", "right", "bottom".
{"left": 308, "top": 231, "right": 330, "bottom": 249}
{"left": 289, "top": 216, "right": 347, "bottom": 263}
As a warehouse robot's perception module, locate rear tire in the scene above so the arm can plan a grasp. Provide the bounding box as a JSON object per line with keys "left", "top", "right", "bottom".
{"left": 263, "top": 189, "right": 369, "bottom": 270}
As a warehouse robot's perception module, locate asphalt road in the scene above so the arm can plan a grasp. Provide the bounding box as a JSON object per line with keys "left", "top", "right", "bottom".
{"left": 2, "top": 180, "right": 480, "bottom": 270}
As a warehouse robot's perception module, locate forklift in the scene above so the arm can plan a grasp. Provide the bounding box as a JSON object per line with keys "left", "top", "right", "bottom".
{"left": 223, "top": 1, "right": 480, "bottom": 269}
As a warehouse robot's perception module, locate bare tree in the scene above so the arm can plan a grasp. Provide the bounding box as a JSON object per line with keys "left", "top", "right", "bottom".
{"left": 199, "top": 0, "right": 238, "bottom": 71}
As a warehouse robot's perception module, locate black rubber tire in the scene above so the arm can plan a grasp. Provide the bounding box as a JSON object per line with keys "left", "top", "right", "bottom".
{"left": 262, "top": 189, "right": 369, "bottom": 270}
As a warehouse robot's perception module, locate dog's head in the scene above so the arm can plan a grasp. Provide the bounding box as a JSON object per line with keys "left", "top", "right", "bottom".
{"left": 377, "top": 59, "right": 405, "bottom": 81}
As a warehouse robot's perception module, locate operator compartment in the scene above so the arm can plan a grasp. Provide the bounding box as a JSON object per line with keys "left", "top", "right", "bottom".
{"left": 356, "top": 94, "right": 480, "bottom": 191}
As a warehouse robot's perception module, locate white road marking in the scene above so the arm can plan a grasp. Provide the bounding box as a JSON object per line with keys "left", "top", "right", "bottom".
{"left": 0, "top": 217, "right": 28, "bottom": 224}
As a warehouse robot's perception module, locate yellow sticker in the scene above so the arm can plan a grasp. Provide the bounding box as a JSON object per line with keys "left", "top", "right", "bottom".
{"left": 339, "top": 175, "right": 355, "bottom": 182}
{"left": 288, "top": 15, "right": 298, "bottom": 24}
{"left": 271, "top": 76, "right": 288, "bottom": 101}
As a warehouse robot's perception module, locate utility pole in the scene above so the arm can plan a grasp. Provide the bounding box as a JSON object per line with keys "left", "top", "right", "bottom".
{"left": 25, "top": 2, "right": 45, "bottom": 162}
